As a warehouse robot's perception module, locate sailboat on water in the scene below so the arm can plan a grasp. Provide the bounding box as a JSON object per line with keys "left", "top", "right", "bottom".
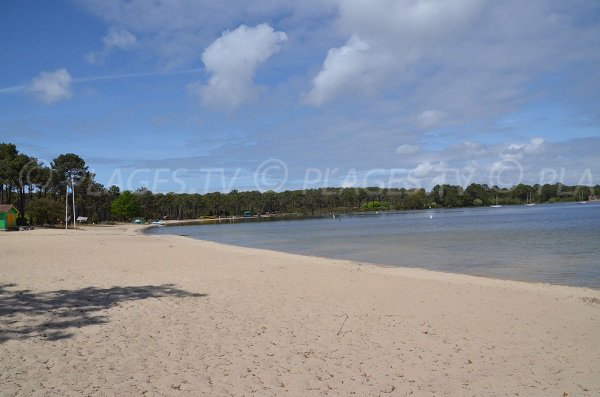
{"left": 525, "top": 192, "right": 536, "bottom": 206}
{"left": 490, "top": 195, "right": 502, "bottom": 208}
{"left": 578, "top": 191, "right": 588, "bottom": 204}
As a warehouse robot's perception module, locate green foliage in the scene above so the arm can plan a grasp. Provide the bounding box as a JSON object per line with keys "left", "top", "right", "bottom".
{"left": 1, "top": 143, "right": 48, "bottom": 216}
{"left": 51, "top": 153, "right": 90, "bottom": 197}
{"left": 51, "top": 153, "right": 87, "bottom": 182}
{"left": 473, "top": 198, "right": 483, "bottom": 206}
{"left": 26, "top": 197, "right": 63, "bottom": 225}
{"left": 431, "top": 184, "right": 465, "bottom": 207}
{"left": 111, "top": 191, "right": 141, "bottom": 221}
{"left": 362, "top": 201, "right": 390, "bottom": 211}
{"left": 401, "top": 189, "right": 428, "bottom": 209}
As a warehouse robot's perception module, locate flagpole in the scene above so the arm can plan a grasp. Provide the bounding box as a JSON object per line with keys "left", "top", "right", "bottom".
{"left": 72, "top": 176, "right": 76, "bottom": 229}
{"left": 65, "top": 183, "right": 68, "bottom": 231}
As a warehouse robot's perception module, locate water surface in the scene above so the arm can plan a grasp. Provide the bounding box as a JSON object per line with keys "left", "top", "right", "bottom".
{"left": 148, "top": 202, "right": 600, "bottom": 288}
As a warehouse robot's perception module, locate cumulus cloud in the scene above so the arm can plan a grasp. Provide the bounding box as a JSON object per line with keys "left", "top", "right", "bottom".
{"left": 400, "top": 137, "right": 599, "bottom": 188}
{"left": 412, "top": 161, "right": 447, "bottom": 178}
{"left": 86, "top": 27, "right": 137, "bottom": 64}
{"left": 26, "top": 69, "right": 73, "bottom": 104}
{"left": 306, "top": 0, "right": 486, "bottom": 106}
{"left": 77, "top": 0, "right": 600, "bottom": 126}
{"left": 195, "top": 24, "right": 287, "bottom": 109}
{"left": 304, "top": 35, "right": 389, "bottom": 105}
{"left": 304, "top": 0, "right": 600, "bottom": 132}
{"left": 501, "top": 137, "right": 545, "bottom": 159}
{"left": 68, "top": 0, "right": 600, "bottom": 185}
{"left": 76, "top": 0, "right": 328, "bottom": 68}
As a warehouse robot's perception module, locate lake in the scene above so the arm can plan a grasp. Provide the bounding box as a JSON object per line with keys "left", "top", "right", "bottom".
{"left": 148, "top": 202, "right": 600, "bottom": 289}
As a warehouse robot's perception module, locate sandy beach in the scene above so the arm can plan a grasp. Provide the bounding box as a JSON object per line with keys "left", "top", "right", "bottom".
{"left": 0, "top": 225, "right": 598, "bottom": 396}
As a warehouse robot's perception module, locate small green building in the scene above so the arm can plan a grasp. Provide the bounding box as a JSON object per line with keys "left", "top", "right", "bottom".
{"left": 0, "top": 204, "right": 19, "bottom": 231}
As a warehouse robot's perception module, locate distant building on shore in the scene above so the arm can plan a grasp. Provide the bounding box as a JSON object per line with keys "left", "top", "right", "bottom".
{"left": 0, "top": 204, "right": 19, "bottom": 231}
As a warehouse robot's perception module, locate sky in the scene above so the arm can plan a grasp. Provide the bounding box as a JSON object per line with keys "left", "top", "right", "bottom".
{"left": 1, "top": 0, "right": 599, "bottom": 193}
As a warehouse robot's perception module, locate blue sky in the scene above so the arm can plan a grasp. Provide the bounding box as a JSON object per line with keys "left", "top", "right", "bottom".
{"left": 1, "top": 0, "right": 599, "bottom": 193}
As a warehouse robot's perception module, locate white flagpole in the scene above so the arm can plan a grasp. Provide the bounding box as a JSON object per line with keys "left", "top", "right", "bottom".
{"left": 65, "top": 183, "right": 68, "bottom": 231}
{"left": 72, "top": 176, "right": 76, "bottom": 229}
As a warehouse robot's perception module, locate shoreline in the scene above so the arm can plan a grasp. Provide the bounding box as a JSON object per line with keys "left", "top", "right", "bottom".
{"left": 144, "top": 220, "right": 600, "bottom": 292}
{"left": 1, "top": 224, "right": 599, "bottom": 395}
{"left": 150, "top": 222, "right": 598, "bottom": 296}
{"left": 161, "top": 228, "right": 600, "bottom": 294}
{"left": 177, "top": 233, "right": 600, "bottom": 299}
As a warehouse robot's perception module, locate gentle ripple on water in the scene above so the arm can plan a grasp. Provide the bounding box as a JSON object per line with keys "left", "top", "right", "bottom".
{"left": 148, "top": 202, "right": 600, "bottom": 289}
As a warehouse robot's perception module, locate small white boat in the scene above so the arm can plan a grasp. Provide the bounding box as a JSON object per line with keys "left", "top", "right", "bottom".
{"left": 525, "top": 192, "right": 536, "bottom": 206}
{"left": 578, "top": 191, "right": 588, "bottom": 204}
{"left": 490, "top": 195, "right": 502, "bottom": 208}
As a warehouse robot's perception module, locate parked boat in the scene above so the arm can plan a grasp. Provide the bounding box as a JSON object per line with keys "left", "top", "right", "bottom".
{"left": 525, "top": 192, "right": 536, "bottom": 206}
{"left": 490, "top": 195, "right": 502, "bottom": 208}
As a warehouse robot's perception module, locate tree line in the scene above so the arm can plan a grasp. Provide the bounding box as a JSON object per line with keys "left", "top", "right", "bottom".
{"left": 0, "top": 143, "right": 116, "bottom": 225}
{"left": 1, "top": 142, "right": 597, "bottom": 225}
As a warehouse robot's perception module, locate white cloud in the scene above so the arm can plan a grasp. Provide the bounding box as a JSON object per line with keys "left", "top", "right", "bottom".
{"left": 86, "top": 27, "right": 137, "bottom": 64}
{"left": 303, "top": 0, "right": 600, "bottom": 131}
{"left": 304, "top": 35, "right": 389, "bottom": 105}
{"left": 412, "top": 161, "right": 436, "bottom": 178}
{"left": 501, "top": 137, "right": 545, "bottom": 159}
{"left": 306, "top": 0, "right": 485, "bottom": 105}
{"left": 76, "top": 0, "right": 600, "bottom": 127}
{"left": 103, "top": 28, "right": 136, "bottom": 49}
{"left": 395, "top": 143, "right": 421, "bottom": 155}
{"left": 76, "top": 0, "right": 330, "bottom": 68}
{"left": 416, "top": 110, "right": 445, "bottom": 129}
{"left": 442, "top": 141, "right": 487, "bottom": 160}
{"left": 197, "top": 23, "right": 287, "bottom": 109}
{"left": 26, "top": 69, "right": 73, "bottom": 104}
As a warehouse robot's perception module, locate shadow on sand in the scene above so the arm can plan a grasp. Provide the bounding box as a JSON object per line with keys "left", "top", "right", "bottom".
{"left": 0, "top": 283, "right": 206, "bottom": 343}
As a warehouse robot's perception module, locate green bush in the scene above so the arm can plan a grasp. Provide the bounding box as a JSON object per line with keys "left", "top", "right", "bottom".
{"left": 26, "top": 197, "right": 63, "bottom": 225}
{"left": 111, "top": 191, "right": 141, "bottom": 221}
{"left": 362, "top": 201, "right": 390, "bottom": 211}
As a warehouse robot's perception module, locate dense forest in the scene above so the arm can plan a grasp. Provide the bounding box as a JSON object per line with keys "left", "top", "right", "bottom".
{"left": 1, "top": 142, "right": 598, "bottom": 226}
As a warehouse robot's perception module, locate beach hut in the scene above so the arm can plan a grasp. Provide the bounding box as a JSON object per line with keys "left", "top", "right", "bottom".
{"left": 0, "top": 204, "right": 19, "bottom": 231}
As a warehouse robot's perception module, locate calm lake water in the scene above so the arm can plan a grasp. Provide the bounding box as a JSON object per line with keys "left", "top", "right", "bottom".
{"left": 148, "top": 202, "right": 600, "bottom": 289}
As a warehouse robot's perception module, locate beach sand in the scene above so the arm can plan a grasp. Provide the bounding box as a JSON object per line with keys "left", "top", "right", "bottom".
{"left": 1, "top": 225, "right": 598, "bottom": 396}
